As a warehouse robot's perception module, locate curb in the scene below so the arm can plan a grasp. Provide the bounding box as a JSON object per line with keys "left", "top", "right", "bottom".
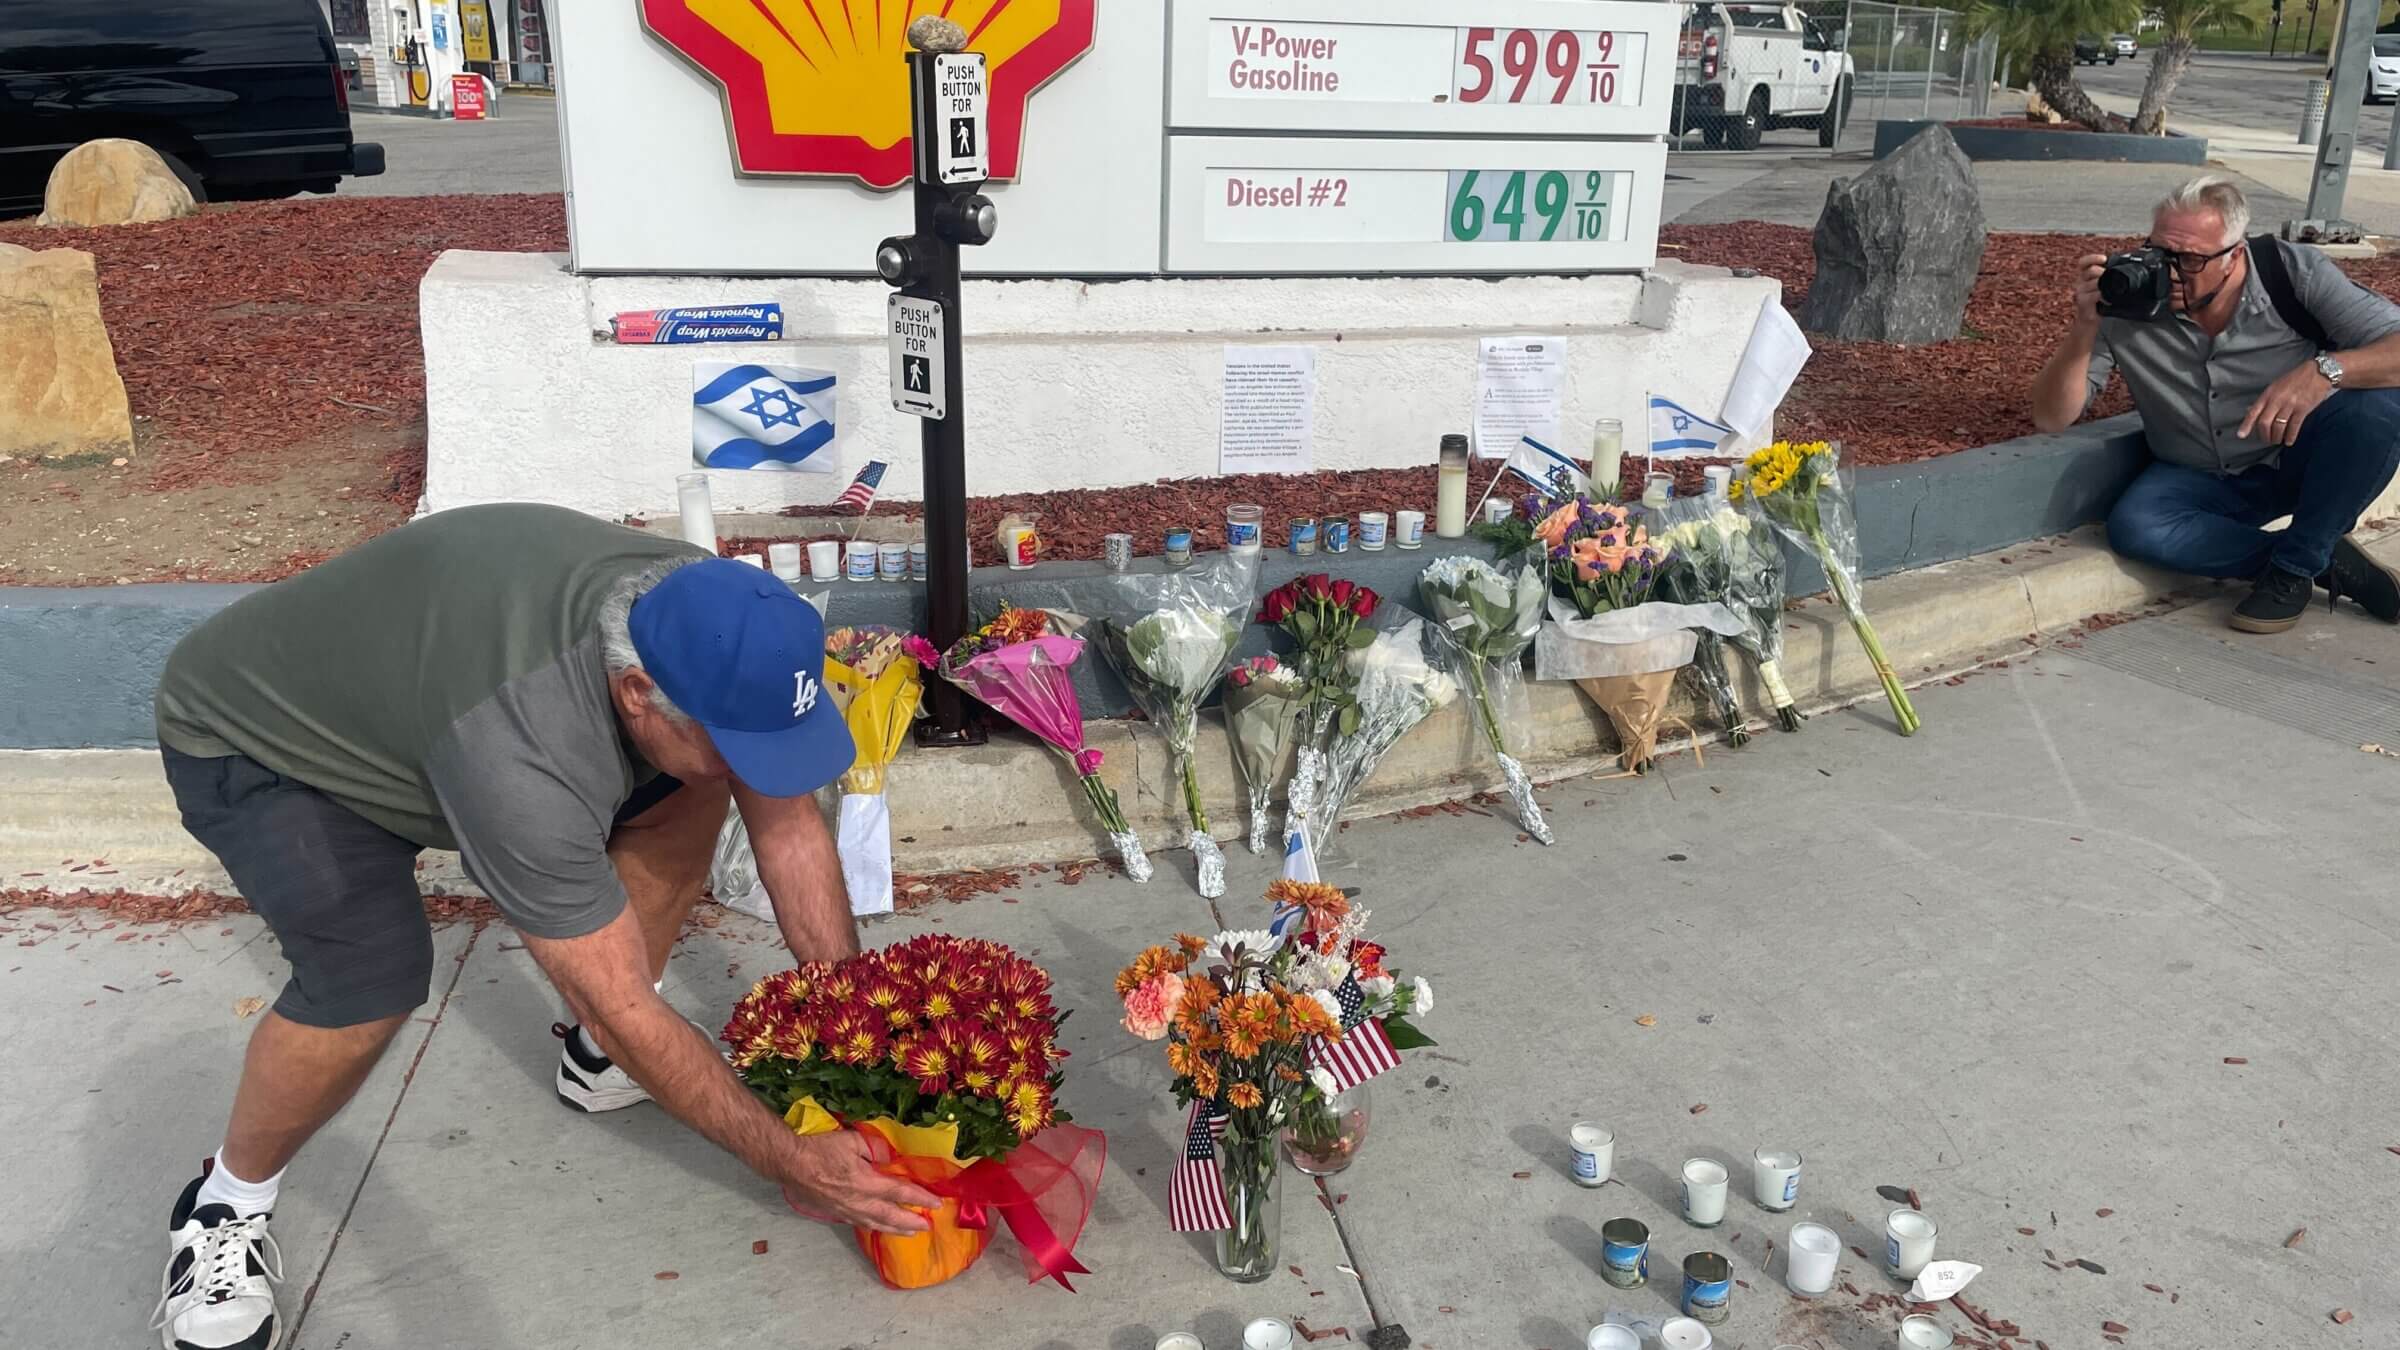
{"left": 0, "top": 526, "right": 2203, "bottom": 897}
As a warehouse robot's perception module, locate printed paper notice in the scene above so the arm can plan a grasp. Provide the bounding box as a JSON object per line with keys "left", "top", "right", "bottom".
{"left": 1220, "top": 345, "right": 1317, "bottom": 474}
{"left": 1473, "top": 336, "right": 1565, "bottom": 458}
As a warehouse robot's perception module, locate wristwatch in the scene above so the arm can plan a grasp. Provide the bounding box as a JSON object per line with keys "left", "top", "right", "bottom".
{"left": 2315, "top": 352, "right": 2345, "bottom": 387}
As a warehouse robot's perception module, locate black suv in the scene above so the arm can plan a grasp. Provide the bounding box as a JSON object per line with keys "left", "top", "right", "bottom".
{"left": 0, "top": 0, "right": 384, "bottom": 216}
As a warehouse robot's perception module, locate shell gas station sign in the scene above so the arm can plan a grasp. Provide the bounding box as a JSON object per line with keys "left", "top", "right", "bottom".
{"left": 551, "top": 0, "right": 1675, "bottom": 275}
{"left": 635, "top": 0, "right": 1095, "bottom": 187}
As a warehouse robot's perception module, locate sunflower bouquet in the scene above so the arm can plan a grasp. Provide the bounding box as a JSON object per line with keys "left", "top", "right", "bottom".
{"left": 910, "top": 607, "right": 1152, "bottom": 881}
{"left": 724, "top": 935, "right": 1103, "bottom": 1290}
{"left": 1733, "top": 440, "right": 1919, "bottom": 735}
{"left": 1115, "top": 924, "right": 1344, "bottom": 1281}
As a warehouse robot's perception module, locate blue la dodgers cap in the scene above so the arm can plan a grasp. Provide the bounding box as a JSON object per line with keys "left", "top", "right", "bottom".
{"left": 627, "top": 558, "right": 855, "bottom": 797}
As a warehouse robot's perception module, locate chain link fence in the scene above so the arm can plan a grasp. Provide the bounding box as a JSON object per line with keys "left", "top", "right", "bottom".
{"left": 1840, "top": 1, "right": 1997, "bottom": 135}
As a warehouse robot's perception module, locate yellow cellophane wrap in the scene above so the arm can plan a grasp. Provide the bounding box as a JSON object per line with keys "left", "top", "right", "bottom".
{"left": 822, "top": 653, "right": 923, "bottom": 796}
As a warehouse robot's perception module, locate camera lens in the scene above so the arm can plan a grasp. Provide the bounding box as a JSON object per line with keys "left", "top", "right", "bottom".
{"left": 2096, "top": 258, "right": 2150, "bottom": 306}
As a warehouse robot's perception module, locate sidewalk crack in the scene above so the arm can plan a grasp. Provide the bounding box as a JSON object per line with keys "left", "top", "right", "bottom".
{"left": 1312, "top": 1174, "right": 1396, "bottom": 1339}
{"left": 287, "top": 920, "right": 485, "bottom": 1345}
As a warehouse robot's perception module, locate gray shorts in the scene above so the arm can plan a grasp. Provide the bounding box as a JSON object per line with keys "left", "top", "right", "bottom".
{"left": 162, "top": 748, "right": 688, "bottom": 1028}
{"left": 162, "top": 747, "right": 435, "bottom": 1028}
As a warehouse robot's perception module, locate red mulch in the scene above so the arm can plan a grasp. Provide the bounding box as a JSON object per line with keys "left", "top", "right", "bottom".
{"left": 0, "top": 194, "right": 567, "bottom": 506}
{"left": 0, "top": 886, "right": 497, "bottom": 926}
{"left": 15, "top": 194, "right": 2400, "bottom": 574}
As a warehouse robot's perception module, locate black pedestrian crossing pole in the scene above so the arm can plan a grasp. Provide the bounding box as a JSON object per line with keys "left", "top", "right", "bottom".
{"left": 879, "top": 16, "right": 997, "bottom": 746}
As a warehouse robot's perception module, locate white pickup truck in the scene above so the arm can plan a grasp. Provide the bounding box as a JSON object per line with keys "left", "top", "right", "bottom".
{"left": 1675, "top": 3, "right": 1854, "bottom": 150}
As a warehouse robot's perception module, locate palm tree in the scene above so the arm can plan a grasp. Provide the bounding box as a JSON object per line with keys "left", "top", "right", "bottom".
{"left": 2132, "top": 0, "right": 2258, "bottom": 133}
{"left": 1968, "top": 0, "right": 2147, "bottom": 131}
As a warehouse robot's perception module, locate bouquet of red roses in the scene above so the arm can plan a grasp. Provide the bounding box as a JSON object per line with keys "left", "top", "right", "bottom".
{"left": 1258, "top": 574, "right": 1380, "bottom": 852}
{"left": 725, "top": 935, "right": 1105, "bottom": 1290}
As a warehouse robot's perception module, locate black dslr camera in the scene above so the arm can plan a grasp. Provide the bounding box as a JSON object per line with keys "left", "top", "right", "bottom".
{"left": 2096, "top": 245, "right": 2173, "bottom": 321}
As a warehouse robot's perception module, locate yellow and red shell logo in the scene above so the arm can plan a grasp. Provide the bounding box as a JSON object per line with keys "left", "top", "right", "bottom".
{"left": 640, "top": 0, "right": 1096, "bottom": 189}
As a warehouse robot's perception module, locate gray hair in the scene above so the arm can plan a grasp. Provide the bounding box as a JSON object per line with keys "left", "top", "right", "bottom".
{"left": 2157, "top": 175, "right": 2251, "bottom": 247}
{"left": 597, "top": 556, "right": 702, "bottom": 722}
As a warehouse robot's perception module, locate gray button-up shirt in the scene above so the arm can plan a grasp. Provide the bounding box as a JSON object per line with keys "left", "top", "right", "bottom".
{"left": 2085, "top": 239, "right": 2400, "bottom": 474}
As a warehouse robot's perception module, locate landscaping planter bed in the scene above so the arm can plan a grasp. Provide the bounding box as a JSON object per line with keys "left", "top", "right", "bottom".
{"left": 1874, "top": 118, "right": 2208, "bottom": 164}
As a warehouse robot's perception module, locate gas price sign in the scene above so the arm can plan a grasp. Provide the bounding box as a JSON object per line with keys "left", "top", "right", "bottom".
{"left": 1452, "top": 27, "right": 1636, "bottom": 106}
{"left": 1171, "top": 0, "right": 1673, "bottom": 137}
{"left": 1169, "top": 136, "right": 1663, "bottom": 274}
{"left": 1443, "top": 169, "right": 1624, "bottom": 243}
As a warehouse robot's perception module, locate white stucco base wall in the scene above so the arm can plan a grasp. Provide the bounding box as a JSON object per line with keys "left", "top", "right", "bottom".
{"left": 420, "top": 250, "right": 1781, "bottom": 519}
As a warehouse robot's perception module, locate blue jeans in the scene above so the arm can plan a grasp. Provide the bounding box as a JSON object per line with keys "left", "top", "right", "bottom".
{"left": 2107, "top": 386, "right": 2400, "bottom": 579}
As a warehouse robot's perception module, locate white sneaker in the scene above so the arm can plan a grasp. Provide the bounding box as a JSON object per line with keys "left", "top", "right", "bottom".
{"left": 551, "top": 1018, "right": 725, "bottom": 1113}
{"left": 554, "top": 1020, "right": 651, "bottom": 1113}
{"left": 153, "top": 1173, "right": 284, "bottom": 1350}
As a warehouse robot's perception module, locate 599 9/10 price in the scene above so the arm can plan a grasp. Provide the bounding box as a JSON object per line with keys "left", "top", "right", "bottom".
{"left": 1445, "top": 170, "right": 1615, "bottom": 243}
{"left": 1455, "top": 27, "right": 1631, "bottom": 105}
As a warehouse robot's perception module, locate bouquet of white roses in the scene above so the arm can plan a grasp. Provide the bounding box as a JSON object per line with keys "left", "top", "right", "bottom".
{"left": 1418, "top": 556, "right": 1552, "bottom": 844}
{"left": 1089, "top": 555, "right": 1254, "bottom": 897}
{"left": 1654, "top": 500, "right": 1755, "bottom": 748}
{"left": 1296, "top": 619, "right": 1458, "bottom": 857}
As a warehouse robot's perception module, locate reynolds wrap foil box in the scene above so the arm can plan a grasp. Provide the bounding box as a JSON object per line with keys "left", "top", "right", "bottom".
{"left": 609, "top": 303, "right": 784, "bottom": 345}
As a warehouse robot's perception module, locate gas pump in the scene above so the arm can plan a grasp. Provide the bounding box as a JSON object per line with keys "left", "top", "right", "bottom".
{"left": 878, "top": 17, "right": 999, "bottom": 747}
{"left": 399, "top": 29, "right": 431, "bottom": 105}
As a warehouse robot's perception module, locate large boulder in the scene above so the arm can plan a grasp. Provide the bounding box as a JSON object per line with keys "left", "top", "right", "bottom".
{"left": 1798, "top": 125, "right": 1987, "bottom": 345}
{"left": 37, "top": 138, "right": 199, "bottom": 228}
{"left": 0, "top": 248, "right": 135, "bottom": 459}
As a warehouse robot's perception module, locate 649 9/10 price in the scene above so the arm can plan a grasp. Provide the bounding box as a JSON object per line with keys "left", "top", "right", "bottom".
{"left": 1445, "top": 170, "right": 1614, "bottom": 243}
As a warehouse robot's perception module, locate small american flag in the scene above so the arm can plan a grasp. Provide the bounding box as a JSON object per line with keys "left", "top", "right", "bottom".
{"left": 834, "top": 460, "right": 887, "bottom": 513}
{"left": 1309, "top": 972, "right": 1400, "bottom": 1093}
{"left": 1169, "top": 1099, "right": 1232, "bottom": 1232}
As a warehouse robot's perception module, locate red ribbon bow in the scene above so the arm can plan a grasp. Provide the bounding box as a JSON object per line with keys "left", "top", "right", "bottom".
{"left": 799, "top": 1122, "right": 1107, "bottom": 1292}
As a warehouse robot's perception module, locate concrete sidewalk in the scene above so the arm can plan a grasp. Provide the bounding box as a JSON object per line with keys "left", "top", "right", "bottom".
{"left": 6, "top": 585, "right": 2399, "bottom": 1349}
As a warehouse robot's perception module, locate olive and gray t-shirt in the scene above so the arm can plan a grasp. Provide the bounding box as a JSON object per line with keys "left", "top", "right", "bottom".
{"left": 155, "top": 504, "right": 704, "bottom": 938}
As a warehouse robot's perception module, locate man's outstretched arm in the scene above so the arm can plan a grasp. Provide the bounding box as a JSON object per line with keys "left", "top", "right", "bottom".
{"left": 524, "top": 905, "right": 930, "bottom": 1232}
{"left": 735, "top": 780, "right": 859, "bottom": 965}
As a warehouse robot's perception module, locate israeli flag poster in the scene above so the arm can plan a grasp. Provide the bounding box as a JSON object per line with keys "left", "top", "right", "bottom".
{"left": 692, "top": 361, "right": 837, "bottom": 471}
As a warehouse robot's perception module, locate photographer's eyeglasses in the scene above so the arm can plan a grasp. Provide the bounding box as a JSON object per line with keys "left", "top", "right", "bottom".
{"left": 2146, "top": 239, "right": 2242, "bottom": 275}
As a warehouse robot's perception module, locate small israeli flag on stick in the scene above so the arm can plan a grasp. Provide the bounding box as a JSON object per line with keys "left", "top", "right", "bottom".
{"left": 1646, "top": 394, "right": 1738, "bottom": 459}
{"left": 692, "top": 361, "right": 837, "bottom": 471}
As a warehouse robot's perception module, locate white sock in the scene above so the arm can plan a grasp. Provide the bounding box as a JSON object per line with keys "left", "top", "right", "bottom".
{"left": 196, "top": 1148, "right": 282, "bottom": 1217}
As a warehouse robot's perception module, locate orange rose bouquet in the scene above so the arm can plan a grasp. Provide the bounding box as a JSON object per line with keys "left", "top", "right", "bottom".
{"left": 725, "top": 935, "right": 1104, "bottom": 1290}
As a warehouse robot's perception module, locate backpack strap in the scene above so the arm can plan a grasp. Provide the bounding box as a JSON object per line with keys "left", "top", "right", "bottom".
{"left": 2247, "top": 233, "right": 2332, "bottom": 351}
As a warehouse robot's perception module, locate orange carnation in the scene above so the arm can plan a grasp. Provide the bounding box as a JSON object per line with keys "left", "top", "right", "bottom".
{"left": 1226, "top": 1081, "right": 1264, "bottom": 1110}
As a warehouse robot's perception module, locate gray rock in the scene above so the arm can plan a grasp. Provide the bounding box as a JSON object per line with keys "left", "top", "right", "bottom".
{"left": 1798, "top": 125, "right": 1987, "bottom": 345}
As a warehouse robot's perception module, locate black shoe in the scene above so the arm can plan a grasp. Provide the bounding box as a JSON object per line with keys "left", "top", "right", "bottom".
{"left": 2318, "top": 535, "right": 2400, "bottom": 623}
{"left": 2230, "top": 567, "right": 2313, "bottom": 633}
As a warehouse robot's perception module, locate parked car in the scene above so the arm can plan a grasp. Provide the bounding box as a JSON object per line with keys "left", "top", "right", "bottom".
{"left": 2073, "top": 35, "right": 2116, "bottom": 65}
{"left": 2110, "top": 33, "right": 2139, "bottom": 58}
{"left": 0, "top": 0, "right": 384, "bottom": 217}
{"left": 2370, "top": 35, "right": 2400, "bottom": 104}
{"left": 1675, "top": 2, "right": 1856, "bottom": 151}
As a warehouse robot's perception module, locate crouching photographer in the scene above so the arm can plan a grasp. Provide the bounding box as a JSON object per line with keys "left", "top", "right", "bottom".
{"left": 2032, "top": 175, "right": 2400, "bottom": 633}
